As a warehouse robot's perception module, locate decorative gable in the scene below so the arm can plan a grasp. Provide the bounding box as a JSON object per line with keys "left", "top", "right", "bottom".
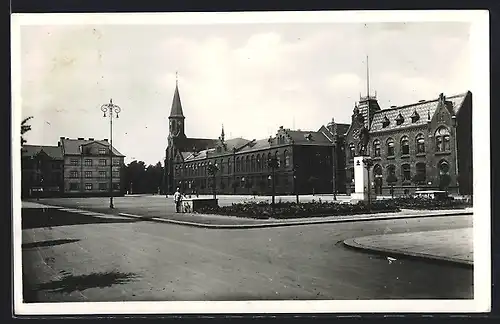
{"left": 411, "top": 109, "right": 420, "bottom": 123}
{"left": 395, "top": 112, "right": 404, "bottom": 125}
{"left": 382, "top": 116, "right": 390, "bottom": 128}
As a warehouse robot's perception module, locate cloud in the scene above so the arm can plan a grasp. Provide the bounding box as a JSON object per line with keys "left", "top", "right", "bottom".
{"left": 18, "top": 22, "right": 471, "bottom": 165}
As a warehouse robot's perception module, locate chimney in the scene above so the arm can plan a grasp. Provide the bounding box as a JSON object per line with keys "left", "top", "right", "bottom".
{"left": 89, "top": 138, "right": 94, "bottom": 141}
{"left": 390, "top": 105, "right": 397, "bottom": 108}
{"left": 103, "top": 138, "right": 108, "bottom": 142}
{"left": 60, "top": 136, "right": 64, "bottom": 141}
{"left": 78, "top": 137, "right": 84, "bottom": 140}
{"left": 419, "top": 100, "right": 426, "bottom": 102}
{"left": 57, "top": 141, "right": 61, "bottom": 147}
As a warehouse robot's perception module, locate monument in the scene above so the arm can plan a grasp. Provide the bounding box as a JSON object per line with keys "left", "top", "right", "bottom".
{"left": 350, "top": 125, "right": 375, "bottom": 203}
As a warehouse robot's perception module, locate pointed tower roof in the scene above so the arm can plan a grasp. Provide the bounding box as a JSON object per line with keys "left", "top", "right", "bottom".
{"left": 169, "top": 73, "right": 185, "bottom": 119}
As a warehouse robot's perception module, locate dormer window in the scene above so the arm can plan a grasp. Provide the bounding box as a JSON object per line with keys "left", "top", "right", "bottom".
{"left": 304, "top": 133, "right": 313, "bottom": 141}
{"left": 411, "top": 109, "right": 420, "bottom": 123}
{"left": 395, "top": 112, "right": 404, "bottom": 125}
{"left": 382, "top": 116, "right": 390, "bottom": 128}
{"left": 98, "top": 148, "right": 106, "bottom": 155}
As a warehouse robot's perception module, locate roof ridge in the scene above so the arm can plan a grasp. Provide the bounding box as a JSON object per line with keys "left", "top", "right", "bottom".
{"left": 375, "top": 91, "right": 468, "bottom": 114}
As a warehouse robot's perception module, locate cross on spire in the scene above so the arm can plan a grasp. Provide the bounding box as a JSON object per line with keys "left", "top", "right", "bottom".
{"left": 175, "top": 71, "right": 178, "bottom": 86}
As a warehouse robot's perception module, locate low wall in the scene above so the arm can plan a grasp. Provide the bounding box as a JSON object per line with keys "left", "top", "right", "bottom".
{"left": 181, "top": 198, "right": 218, "bottom": 213}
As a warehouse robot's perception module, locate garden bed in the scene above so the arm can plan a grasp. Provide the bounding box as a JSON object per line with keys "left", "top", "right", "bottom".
{"left": 388, "top": 197, "right": 472, "bottom": 210}
{"left": 195, "top": 201, "right": 401, "bottom": 220}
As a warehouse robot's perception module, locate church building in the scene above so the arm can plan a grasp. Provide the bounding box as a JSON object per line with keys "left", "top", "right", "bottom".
{"left": 164, "top": 77, "right": 473, "bottom": 197}
{"left": 164, "top": 80, "right": 349, "bottom": 196}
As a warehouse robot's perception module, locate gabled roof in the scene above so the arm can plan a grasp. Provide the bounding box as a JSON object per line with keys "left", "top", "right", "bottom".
{"left": 21, "top": 145, "right": 63, "bottom": 160}
{"left": 173, "top": 137, "right": 218, "bottom": 152}
{"left": 285, "top": 130, "right": 333, "bottom": 145}
{"left": 336, "top": 123, "right": 350, "bottom": 136}
{"left": 61, "top": 138, "right": 125, "bottom": 156}
{"left": 370, "top": 92, "right": 470, "bottom": 133}
{"left": 169, "top": 84, "right": 184, "bottom": 118}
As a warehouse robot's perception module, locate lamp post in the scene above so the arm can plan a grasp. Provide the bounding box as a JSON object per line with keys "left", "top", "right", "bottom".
{"left": 331, "top": 144, "right": 337, "bottom": 201}
{"left": 100, "top": 98, "right": 121, "bottom": 209}
{"left": 267, "top": 156, "right": 278, "bottom": 210}
{"left": 362, "top": 157, "right": 374, "bottom": 210}
{"left": 293, "top": 167, "right": 299, "bottom": 204}
{"left": 207, "top": 163, "right": 219, "bottom": 200}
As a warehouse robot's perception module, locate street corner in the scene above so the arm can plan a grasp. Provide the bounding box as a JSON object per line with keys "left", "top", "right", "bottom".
{"left": 342, "top": 229, "right": 473, "bottom": 267}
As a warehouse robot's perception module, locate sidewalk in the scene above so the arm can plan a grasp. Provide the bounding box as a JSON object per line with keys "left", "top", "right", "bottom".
{"left": 343, "top": 227, "right": 473, "bottom": 266}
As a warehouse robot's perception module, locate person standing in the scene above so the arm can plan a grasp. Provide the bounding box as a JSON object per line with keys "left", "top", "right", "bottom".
{"left": 173, "top": 188, "right": 182, "bottom": 213}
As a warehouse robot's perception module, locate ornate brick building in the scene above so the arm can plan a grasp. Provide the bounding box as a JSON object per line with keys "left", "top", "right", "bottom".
{"left": 164, "top": 79, "right": 472, "bottom": 197}
{"left": 344, "top": 91, "right": 473, "bottom": 196}
{"left": 164, "top": 82, "right": 349, "bottom": 195}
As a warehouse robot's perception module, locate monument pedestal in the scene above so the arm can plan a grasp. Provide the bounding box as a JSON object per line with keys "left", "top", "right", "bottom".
{"left": 350, "top": 156, "right": 370, "bottom": 203}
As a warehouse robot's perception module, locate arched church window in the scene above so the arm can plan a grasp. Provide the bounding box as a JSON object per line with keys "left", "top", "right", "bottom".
{"left": 435, "top": 127, "right": 451, "bottom": 152}
{"left": 387, "top": 138, "right": 395, "bottom": 157}
{"left": 400, "top": 136, "right": 409, "bottom": 155}
{"left": 373, "top": 139, "right": 381, "bottom": 157}
{"left": 348, "top": 143, "right": 355, "bottom": 160}
{"left": 416, "top": 133, "right": 425, "bottom": 154}
{"left": 284, "top": 150, "right": 290, "bottom": 168}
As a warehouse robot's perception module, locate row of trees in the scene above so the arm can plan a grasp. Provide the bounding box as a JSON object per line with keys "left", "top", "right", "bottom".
{"left": 122, "top": 160, "right": 164, "bottom": 194}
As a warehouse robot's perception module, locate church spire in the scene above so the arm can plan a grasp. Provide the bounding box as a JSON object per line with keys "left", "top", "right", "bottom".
{"left": 221, "top": 124, "right": 225, "bottom": 142}
{"left": 169, "top": 71, "right": 184, "bottom": 119}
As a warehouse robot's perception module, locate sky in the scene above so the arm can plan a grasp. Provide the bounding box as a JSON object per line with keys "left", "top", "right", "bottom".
{"left": 18, "top": 20, "right": 471, "bottom": 165}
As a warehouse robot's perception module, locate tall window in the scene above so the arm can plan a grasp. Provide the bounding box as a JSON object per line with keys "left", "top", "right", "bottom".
{"left": 373, "top": 139, "right": 381, "bottom": 157}
{"left": 387, "top": 165, "right": 396, "bottom": 178}
{"left": 236, "top": 157, "right": 240, "bottom": 172}
{"left": 228, "top": 159, "right": 232, "bottom": 173}
{"left": 70, "top": 159, "right": 79, "bottom": 166}
{"left": 69, "top": 183, "right": 79, "bottom": 190}
{"left": 267, "top": 152, "right": 272, "bottom": 168}
{"left": 251, "top": 155, "right": 255, "bottom": 172}
{"left": 99, "top": 171, "right": 106, "bottom": 178}
{"left": 387, "top": 138, "right": 395, "bottom": 156}
{"left": 400, "top": 136, "right": 409, "bottom": 155}
{"left": 348, "top": 143, "right": 355, "bottom": 159}
{"left": 401, "top": 164, "right": 411, "bottom": 181}
{"left": 220, "top": 159, "right": 225, "bottom": 174}
{"left": 84, "top": 159, "right": 92, "bottom": 166}
{"left": 99, "top": 148, "right": 106, "bottom": 155}
{"left": 435, "top": 127, "right": 451, "bottom": 152}
{"left": 256, "top": 154, "right": 261, "bottom": 171}
{"left": 416, "top": 133, "right": 425, "bottom": 154}
{"left": 85, "top": 183, "right": 93, "bottom": 190}
{"left": 275, "top": 151, "right": 280, "bottom": 168}
{"left": 85, "top": 171, "right": 92, "bottom": 178}
{"left": 99, "top": 183, "right": 107, "bottom": 190}
{"left": 284, "top": 150, "right": 290, "bottom": 167}
{"left": 70, "top": 171, "right": 78, "bottom": 178}
{"left": 99, "top": 159, "right": 107, "bottom": 166}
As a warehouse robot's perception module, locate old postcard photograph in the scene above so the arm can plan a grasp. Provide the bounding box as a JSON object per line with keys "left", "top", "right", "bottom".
{"left": 11, "top": 10, "right": 490, "bottom": 315}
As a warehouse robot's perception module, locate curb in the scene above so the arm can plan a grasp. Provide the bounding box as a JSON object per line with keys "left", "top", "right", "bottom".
{"left": 23, "top": 203, "right": 473, "bottom": 230}
{"left": 343, "top": 237, "right": 473, "bottom": 268}
{"left": 117, "top": 211, "right": 472, "bottom": 229}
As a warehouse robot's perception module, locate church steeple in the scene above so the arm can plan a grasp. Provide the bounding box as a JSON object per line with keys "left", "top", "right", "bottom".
{"left": 168, "top": 71, "right": 186, "bottom": 138}
{"left": 220, "top": 124, "right": 225, "bottom": 142}
{"left": 169, "top": 72, "right": 184, "bottom": 119}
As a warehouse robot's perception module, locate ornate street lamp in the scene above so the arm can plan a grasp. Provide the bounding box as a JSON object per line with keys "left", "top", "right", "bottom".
{"left": 207, "top": 162, "right": 219, "bottom": 200}
{"left": 267, "top": 156, "right": 279, "bottom": 210}
{"left": 100, "top": 98, "right": 121, "bottom": 209}
{"left": 362, "top": 157, "right": 374, "bottom": 210}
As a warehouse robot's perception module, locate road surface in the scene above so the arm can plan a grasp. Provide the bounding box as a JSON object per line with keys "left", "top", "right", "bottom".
{"left": 21, "top": 207, "right": 473, "bottom": 302}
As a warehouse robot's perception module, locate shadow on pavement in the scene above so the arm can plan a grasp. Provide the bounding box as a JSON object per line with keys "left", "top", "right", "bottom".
{"left": 22, "top": 238, "right": 81, "bottom": 249}
{"left": 33, "top": 270, "right": 139, "bottom": 295}
{"left": 22, "top": 208, "right": 143, "bottom": 229}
